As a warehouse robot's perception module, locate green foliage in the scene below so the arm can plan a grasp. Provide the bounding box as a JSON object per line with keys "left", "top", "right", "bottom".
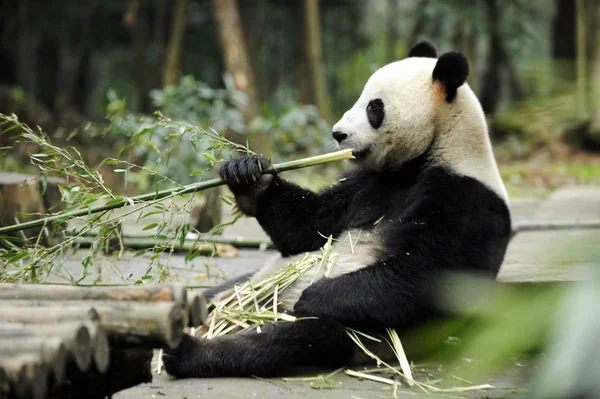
{"left": 150, "top": 75, "right": 247, "bottom": 134}
{"left": 0, "top": 113, "right": 250, "bottom": 284}
{"left": 335, "top": 30, "right": 405, "bottom": 113}
{"left": 249, "top": 104, "right": 331, "bottom": 159}
{"left": 105, "top": 76, "right": 331, "bottom": 187}
{"left": 104, "top": 76, "right": 246, "bottom": 187}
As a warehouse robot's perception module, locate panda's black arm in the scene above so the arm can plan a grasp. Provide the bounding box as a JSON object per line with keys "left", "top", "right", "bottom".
{"left": 253, "top": 177, "right": 351, "bottom": 256}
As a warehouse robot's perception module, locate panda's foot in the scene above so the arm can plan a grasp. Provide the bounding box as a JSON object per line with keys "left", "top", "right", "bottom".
{"left": 162, "top": 334, "right": 206, "bottom": 379}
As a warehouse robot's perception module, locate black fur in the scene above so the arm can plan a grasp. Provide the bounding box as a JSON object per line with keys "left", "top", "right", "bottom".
{"left": 218, "top": 155, "right": 273, "bottom": 216}
{"left": 407, "top": 41, "right": 438, "bottom": 59}
{"left": 163, "top": 153, "right": 511, "bottom": 378}
{"left": 432, "top": 51, "right": 470, "bottom": 102}
{"left": 367, "top": 99, "right": 385, "bottom": 129}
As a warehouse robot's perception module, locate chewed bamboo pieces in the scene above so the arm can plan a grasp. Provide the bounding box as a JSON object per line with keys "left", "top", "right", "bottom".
{"left": 202, "top": 236, "right": 337, "bottom": 338}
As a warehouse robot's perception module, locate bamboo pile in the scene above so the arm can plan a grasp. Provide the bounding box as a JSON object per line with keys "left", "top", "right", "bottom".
{"left": 0, "top": 283, "right": 206, "bottom": 399}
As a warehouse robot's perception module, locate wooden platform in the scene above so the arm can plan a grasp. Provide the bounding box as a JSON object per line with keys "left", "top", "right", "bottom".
{"left": 112, "top": 187, "right": 600, "bottom": 399}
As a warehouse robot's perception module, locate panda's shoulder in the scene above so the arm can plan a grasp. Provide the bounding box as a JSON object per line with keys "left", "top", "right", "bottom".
{"left": 418, "top": 166, "right": 510, "bottom": 218}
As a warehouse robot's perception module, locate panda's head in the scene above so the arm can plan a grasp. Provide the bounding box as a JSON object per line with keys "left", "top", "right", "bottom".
{"left": 332, "top": 41, "right": 473, "bottom": 169}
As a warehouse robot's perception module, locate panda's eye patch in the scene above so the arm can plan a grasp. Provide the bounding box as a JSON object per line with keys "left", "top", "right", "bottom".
{"left": 366, "top": 99, "right": 384, "bottom": 129}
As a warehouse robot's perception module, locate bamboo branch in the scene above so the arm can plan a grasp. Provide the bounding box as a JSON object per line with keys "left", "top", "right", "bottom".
{"left": 0, "top": 149, "right": 354, "bottom": 235}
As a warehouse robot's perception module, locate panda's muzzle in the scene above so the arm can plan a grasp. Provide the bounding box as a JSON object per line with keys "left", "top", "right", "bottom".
{"left": 332, "top": 131, "right": 348, "bottom": 143}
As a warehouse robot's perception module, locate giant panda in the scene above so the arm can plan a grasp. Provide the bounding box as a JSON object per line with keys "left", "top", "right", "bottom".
{"left": 163, "top": 41, "right": 512, "bottom": 378}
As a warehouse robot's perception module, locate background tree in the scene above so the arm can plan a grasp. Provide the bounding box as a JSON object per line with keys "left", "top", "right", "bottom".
{"left": 479, "top": 0, "right": 526, "bottom": 117}
{"left": 303, "top": 0, "right": 332, "bottom": 123}
{"left": 163, "top": 0, "right": 188, "bottom": 87}
{"left": 212, "top": 0, "right": 268, "bottom": 155}
{"left": 575, "top": 0, "right": 588, "bottom": 118}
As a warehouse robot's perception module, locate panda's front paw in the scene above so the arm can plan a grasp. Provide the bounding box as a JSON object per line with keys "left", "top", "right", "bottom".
{"left": 162, "top": 334, "right": 204, "bottom": 379}
{"left": 219, "top": 155, "right": 274, "bottom": 216}
{"left": 294, "top": 281, "right": 331, "bottom": 318}
{"left": 219, "top": 155, "right": 273, "bottom": 193}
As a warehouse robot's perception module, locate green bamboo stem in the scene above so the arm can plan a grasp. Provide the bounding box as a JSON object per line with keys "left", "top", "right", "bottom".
{"left": 71, "top": 236, "right": 272, "bottom": 252}
{"left": 67, "top": 233, "right": 273, "bottom": 249}
{"left": 0, "top": 149, "right": 354, "bottom": 235}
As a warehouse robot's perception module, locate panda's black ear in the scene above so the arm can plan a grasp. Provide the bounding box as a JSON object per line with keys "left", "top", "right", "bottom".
{"left": 432, "top": 51, "right": 469, "bottom": 103}
{"left": 407, "top": 41, "right": 438, "bottom": 58}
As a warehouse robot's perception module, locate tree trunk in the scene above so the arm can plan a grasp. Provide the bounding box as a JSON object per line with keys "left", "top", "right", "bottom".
{"left": 552, "top": 0, "right": 577, "bottom": 90}
{"left": 130, "top": 0, "right": 153, "bottom": 113}
{"left": 406, "top": 0, "right": 429, "bottom": 54}
{"left": 553, "top": 0, "right": 577, "bottom": 60}
{"left": 296, "top": 0, "right": 312, "bottom": 104}
{"left": 240, "top": 0, "right": 267, "bottom": 99}
{"left": 163, "top": 0, "right": 187, "bottom": 87}
{"left": 212, "top": 0, "right": 267, "bottom": 235}
{"left": 386, "top": 0, "right": 400, "bottom": 62}
{"left": 454, "top": 22, "right": 477, "bottom": 94}
{"left": 58, "top": 1, "right": 97, "bottom": 119}
{"left": 36, "top": 34, "right": 60, "bottom": 112}
{"left": 576, "top": 0, "right": 588, "bottom": 118}
{"left": 212, "top": 0, "right": 268, "bottom": 153}
{"left": 591, "top": 2, "right": 600, "bottom": 130}
{"left": 479, "top": 0, "right": 503, "bottom": 115}
{"left": 303, "top": 0, "right": 332, "bottom": 123}
{"left": 16, "top": 0, "right": 37, "bottom": 99}
{"left": 503, "top": 48, "right": 527, "bottom": 101}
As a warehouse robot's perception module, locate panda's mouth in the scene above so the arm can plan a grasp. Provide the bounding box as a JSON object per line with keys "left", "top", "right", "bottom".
{"left": 352, "top": 147, "right": 371, "bottom": 161}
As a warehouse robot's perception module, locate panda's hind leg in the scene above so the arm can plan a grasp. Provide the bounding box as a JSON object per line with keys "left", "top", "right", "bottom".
{"left": 162, "top": 318, "right": 354, "bottom": 378}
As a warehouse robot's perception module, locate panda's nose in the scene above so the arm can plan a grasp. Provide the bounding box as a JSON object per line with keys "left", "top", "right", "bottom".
{"left": 332, "top": 131, "right": 348, "bottom": 143}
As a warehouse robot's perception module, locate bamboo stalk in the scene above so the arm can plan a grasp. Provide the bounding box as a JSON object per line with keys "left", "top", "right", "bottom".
{"left": 0, "top": 149, "right": 354, "bottom": 235}
{"left": 71, "top": 236, "right": 241, "bottom": 254}
{"left": 68, "top": 232, "right": 274, "bottom": 249}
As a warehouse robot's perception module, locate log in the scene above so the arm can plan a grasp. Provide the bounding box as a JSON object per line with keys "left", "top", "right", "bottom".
{"left": 0, "top": 173, "right": 46, "bottom": 243}
{"left": 0, "top": 300, "right": 186, "bottom": 349}
{"left": 94, "top": 301, "right": 186, "bottom": 349}
{"left": 84, "top": 322, "right": 110, "bottom": 373}
{"left": 48, "top": 348, "right": 153, "bottom": 399}
{"left": 188, "top": 291, "right": 208, "bottom": 327}
{"left": 0, "top": 305, "right": 100, "bottom": 324}
{"left": 0, "top": 366, "right": 9, "bottom": 398}
{"left": 0, "top": 322, "right": 93, "bottom": 372}
{"left": 0, "top": 173, "right": 66, "bottom": 245}
{"left": 0, "top": 283, "right": 188, "bottom": 304}
{"left": 0, "top": 336, "right": 66, "bottom": 384}
{"left": 0, "top": 353, "right": 49, "bottom": 399}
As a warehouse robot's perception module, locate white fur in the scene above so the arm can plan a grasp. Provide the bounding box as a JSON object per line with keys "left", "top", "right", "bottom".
{"left": 249, "top": 229, "right": 381, "bottom": 311}
{"left": 332, "top": 57, "right": 508, "bottom": 203}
